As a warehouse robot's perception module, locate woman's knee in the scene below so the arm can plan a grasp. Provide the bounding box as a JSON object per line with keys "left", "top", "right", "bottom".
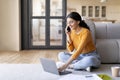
{"left": 86, "top": 56, "right": 101, "bottom": 67}
{"left": 58, "top": 52, "right": 65, "bottom": 58}
{"left": 58, "top": 52, "right": 67, "bottom": 61}
{"left": 58, "top": 52, "right": 71, "bottom": 62}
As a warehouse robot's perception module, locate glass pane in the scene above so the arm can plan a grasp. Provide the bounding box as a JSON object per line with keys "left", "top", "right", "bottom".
{"left": 32, "top": 19, "right": 45, "bottom": 46}
{"left": 88, "top": 6, "right": 93, "bottom": 17}
{"left": 50, "top": 19, "right": 63, "bottom": 45}
{"left": 95, "top": 6, "right": 100, "bottom": 17}
{"left": 32, "top": 0, "right": 45, "bottom": 16}
{"left": 82, "top": 6, "right": 86, "bottom": 16}
{"left": 102, "top": 6, "right": 106, "bottom": 17}
{"left": 50, "top": 0, "right": 62, "bottom": 16}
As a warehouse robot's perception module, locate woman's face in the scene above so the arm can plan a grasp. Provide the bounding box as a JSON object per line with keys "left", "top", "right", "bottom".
{"left": 67, "top": 18, "right": 80, "bottom": 30}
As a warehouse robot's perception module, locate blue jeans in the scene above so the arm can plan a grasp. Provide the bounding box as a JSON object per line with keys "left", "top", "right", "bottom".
{"left": 58, "top": 50, "right": 101, "bottom": 70}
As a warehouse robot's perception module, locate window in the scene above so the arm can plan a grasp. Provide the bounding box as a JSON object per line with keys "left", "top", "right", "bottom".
{"left": 102, "top": 6, "right": 106, "bottom": 17}
{"left": 82, "top": 6, "right": 86, "bottom": 16}
{"left": 81, "top": 6, "right": 106, "bottom": 18}
{"left": 88, "top": 6, "right": 93, "bottom": 17}
{"left": 95, "top": 6, "right": 100, "bottom": 17}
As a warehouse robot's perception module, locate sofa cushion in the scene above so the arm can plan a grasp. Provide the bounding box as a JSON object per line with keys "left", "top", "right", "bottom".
{"left": 107, "top": 23, "right": 120, "bottom": 39}
{"left": 94, "top": 22, "right": 107, "bottom": 39}
{"left": 116, "top": 39, "right": 120, "bottom": 62}
{"left": 96, "top": 39, "right": 119, "bottom": 63}
{"left": 84, "top": 19, "right": 96, "bottom": 44}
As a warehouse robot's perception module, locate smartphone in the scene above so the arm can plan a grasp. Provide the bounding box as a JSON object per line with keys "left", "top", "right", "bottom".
{"left": 67, "top": 26, "right": 71, "bottom": 32}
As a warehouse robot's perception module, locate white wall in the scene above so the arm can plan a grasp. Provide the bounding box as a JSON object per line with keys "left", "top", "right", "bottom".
{"left": 0, "top": 0, "right": 20, "bottom": 51}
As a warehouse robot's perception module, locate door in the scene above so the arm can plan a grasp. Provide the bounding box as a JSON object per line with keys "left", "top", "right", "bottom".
{"left": 21, "top": 0, "right": 67, "bottom": 49}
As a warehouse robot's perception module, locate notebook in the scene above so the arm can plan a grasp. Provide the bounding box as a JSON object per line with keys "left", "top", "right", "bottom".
{"left": 40, "top": 58, "right": 72, "bottom": 75}
{"left": 59, "top": 74, "right": 103, "bottom": 80}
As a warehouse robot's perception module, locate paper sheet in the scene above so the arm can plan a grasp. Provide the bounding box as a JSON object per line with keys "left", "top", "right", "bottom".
{"left": 59, "top": 74, "right": 103, "bottom": 80}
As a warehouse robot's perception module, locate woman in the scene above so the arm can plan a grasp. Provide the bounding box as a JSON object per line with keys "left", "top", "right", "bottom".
{"left": 58, "top": 12, "right": 101, "bottom": 72}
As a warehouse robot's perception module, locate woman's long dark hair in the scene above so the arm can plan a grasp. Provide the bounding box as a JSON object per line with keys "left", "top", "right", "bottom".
{"left": 66, "top": 12, "right": 90, "bottom": 30}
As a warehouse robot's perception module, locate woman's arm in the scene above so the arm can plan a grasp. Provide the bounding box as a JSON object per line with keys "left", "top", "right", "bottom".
{"left": 58, "top": 57, "right": 74, "bottom": 72}
{"left": 65, "top": 26, "right": 72, "bottom": 44}
{"left": 65, "top": 27, "right": 74, "bottom": 52}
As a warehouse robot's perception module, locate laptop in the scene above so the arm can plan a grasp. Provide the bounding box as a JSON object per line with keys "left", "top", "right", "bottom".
{"left": 40, "top": 58, "right": 72, "bottom": 75}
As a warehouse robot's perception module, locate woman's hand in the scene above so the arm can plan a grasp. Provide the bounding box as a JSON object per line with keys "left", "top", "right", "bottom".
{"left": 58, "top": 57, "right": 74, "bottom": 72}
{"left": 58, "top": 63, "right": 68, "bottom": 72}
{"left": 65, "top": 26, "right": 71, "bottom": 34}
{"left": 65, "top": 26, "right": 72, "bottom": 44}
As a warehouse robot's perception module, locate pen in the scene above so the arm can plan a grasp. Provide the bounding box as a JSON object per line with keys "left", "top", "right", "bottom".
{"left": 85, "top": 75, "right": 93, "bottom": 78}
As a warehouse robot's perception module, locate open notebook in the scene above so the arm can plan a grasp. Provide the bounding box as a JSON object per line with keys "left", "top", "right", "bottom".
{"left": 40, "top": 58, "right": 72, "bottom": 75}
{"left": 59, "top": 74, "right": 103, "bottom": 80}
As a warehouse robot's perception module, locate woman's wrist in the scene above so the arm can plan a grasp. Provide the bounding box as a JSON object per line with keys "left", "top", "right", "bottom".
{"left": 67, "top": 35, "right": 72, "bottom": 44}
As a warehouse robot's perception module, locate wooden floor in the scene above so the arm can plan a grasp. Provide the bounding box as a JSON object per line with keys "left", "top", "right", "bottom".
{"left": 0, "top": 50, "right": 66, "bottom": 64}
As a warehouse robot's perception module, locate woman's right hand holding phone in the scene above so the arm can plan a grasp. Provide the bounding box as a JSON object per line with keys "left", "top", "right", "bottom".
{"left": 65, "top": 26, "right": 71, "bottom": 33}
{"left": 65, "top": 26, "right": 72, "bottom": 44}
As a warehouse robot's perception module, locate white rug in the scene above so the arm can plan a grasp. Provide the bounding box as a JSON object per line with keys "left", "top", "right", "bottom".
{"left": 0, "top": 64, "right": 60, "bottom": 80}
{"left": 0, "top": 64, "right": 120, "bottom": 80}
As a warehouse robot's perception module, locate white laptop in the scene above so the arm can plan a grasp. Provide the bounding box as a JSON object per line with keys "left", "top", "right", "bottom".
{"left": 40, "top": 58, "right": 72, "bottom": 75}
